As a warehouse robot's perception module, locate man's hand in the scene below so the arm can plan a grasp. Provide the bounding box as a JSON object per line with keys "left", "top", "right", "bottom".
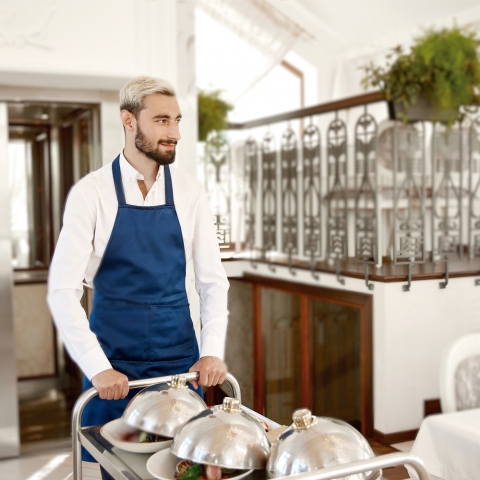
{"left": 91, "top": 368, "right": 129, "bottom": 400}
{"left": 189, "top": 356, "right": 227, "bottom": 390}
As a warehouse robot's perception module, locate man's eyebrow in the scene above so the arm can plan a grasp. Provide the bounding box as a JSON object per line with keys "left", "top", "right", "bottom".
{"left": 152, "top": 113, "right": 182, "bottom": 120}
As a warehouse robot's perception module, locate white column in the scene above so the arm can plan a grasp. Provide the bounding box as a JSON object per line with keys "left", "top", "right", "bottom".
{"left": 100, "top": 92, "right": 124, "bottom": 166}
{"left": 0, "top": 102, "right": 20, "bottom": 459}
{"left": 174, "top": 0, "right": 198, "bottom": 178}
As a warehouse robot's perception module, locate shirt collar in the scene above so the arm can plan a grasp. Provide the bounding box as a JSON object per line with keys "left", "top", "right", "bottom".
{"left": 119, "top": 151, "right": 163, "bottom": 182}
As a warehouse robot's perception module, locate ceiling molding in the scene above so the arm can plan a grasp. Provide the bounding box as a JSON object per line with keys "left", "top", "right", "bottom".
{"left": 262, "top": 0, "right": 349, "bottom": 48}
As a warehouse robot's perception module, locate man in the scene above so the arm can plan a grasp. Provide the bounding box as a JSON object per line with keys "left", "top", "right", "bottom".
{"left": 48, "top": 76, "right": 229, "bottom": 478}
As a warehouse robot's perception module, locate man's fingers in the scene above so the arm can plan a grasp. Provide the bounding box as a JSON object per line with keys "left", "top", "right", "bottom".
{"left": 200, "top": 370, "right": 210, "bottom": 387}
{"left": 214, "top": 372, "right": 224, "bottom": 385}
{"left": 92, "top": 369, "right": 129, "bottom": 401}
{"left": 121, "top": 382, "right": 129, "bottom": 399}
{"left": 112, "top": 385, "right": 121, "bottom": 400}
{"left": 210, "top": 374, "right": 218, "bottom": 387}
{"left": 190, "top": 380, "right": 199, "bottom": 390}
{"left": 218, "top": 372, "right": 227, "bottom": 385}
{"left": 106, "top": 387, "right": 114, "bottom": 401}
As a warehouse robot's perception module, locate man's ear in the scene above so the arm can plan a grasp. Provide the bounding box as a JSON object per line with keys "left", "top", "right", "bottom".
{"left": 120, "top": 110, "right": 136, "bottom": 132}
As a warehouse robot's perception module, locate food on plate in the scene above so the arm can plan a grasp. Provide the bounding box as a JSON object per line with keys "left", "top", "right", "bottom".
{"left": 175, "top": 461, "right": 237, "bottom": 480}
{"left": 120, "top": 430, "right": 169, "bottom": 443}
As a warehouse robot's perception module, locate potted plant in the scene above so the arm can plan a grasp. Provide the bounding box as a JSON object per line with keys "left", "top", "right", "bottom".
{"left": 198, "top": 89, "right": 233, "bottom": 146}
{"left": 361, "top": 25, "right": 480, "bottom": 125}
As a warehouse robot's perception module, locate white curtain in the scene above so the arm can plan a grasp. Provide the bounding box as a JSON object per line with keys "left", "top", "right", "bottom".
{"left": 196, "top": 0, "right": 306, "bottom": 101}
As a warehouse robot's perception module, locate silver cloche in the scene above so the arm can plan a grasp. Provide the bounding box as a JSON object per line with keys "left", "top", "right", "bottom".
{"left": 122, "top": 375, "right": 207, "bottom": 438}
{"left": 171, "top": 397, "right": 271, "bottom": 470}
{"left": 267, "top": 409, "right": 381, "bottom": 480}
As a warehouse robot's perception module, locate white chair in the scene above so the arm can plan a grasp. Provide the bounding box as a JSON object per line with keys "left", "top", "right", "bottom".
{"left": 439, "top": 333, "right": 480, "bottom": 413}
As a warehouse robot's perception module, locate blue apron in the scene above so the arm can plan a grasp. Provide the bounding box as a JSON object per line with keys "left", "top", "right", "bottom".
{"left": 81, "top": 156, "right": 201, "bottom": 463}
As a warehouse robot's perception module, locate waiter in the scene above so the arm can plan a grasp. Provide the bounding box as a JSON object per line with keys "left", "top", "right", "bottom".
{"left": 48, "top": 76, "right": 229, "bottom": 478}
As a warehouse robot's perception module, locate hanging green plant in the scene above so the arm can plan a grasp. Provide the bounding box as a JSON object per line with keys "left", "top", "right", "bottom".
{"left": 197, "top": 89, "right": 233, "bottom": 142}
{"left": 361, "top": 25, "right": 480, "bottom": 125}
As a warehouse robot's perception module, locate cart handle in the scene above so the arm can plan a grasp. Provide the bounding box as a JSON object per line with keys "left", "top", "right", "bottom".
{"left": 72, "top": 371, "right": 241, "bottom": 480}
{"left": 283, "top": 451, "right": 430, "bottom": 480}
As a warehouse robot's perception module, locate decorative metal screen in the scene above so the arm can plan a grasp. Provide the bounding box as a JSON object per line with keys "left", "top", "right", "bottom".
{"left": 262, "top": 131, "right": 277, "bottom": 260}
{"left": 220, "top": 99, "right": 480, "bottom": 289}
{"left": 326, "top": 116, "right": 348, "bottom": 264}
{"left": 244, "top": 137, "right": 258, "bottom": 254}
{"left": 203, "top": 133, "right": 231, "bottom": 245}
{"left": 354, "top": 111, "right": 378, "bottom": 265}
{"left": 303, "top": 122, "right": 322, "bottom": 270}
{"left": 281, "top": 126, "right": 298, "bottom": 266}
{"left": 469, "top": 117, "right": 480, "bottom": 260}
{"left": 431, "top": 123, "right": 464, "bottom": 261}
{"left": 392, "top": 122, "right": 426, "bottom": 266}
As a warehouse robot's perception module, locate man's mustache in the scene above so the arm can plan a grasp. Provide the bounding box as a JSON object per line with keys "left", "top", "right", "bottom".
{"left": 158, "top": 140, "right": 177, "bottom": 146}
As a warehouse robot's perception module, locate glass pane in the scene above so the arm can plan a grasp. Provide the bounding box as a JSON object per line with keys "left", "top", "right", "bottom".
{"left": 311, "top": 300, "right": 361, "bottom": 429}
{"left": 78, "top": 114, "right": 93, "bottom": 179}
{"left": 262, "top": 288, "right": 301, "bottom": 425}
{"left": 9, "top": 126, "right": 50, "bottom": 269}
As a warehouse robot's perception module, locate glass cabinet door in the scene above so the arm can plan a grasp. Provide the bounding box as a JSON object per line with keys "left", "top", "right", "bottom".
{"left": 9, "top": 125, "right": 51, "bottom": 268}
{"left": 310, "top": 300, "right": 361, "bottom": 429}
{"left": 262, "top": 288, "right": 301, "bottom": 425}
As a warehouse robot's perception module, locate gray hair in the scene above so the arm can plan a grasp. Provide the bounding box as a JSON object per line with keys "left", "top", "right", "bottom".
{"left": 120, "top": 76, "right": 176, "bottom": 116}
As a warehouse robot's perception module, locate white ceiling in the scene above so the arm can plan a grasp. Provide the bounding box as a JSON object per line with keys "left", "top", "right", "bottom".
{"left": 285, "top": 0, "right": 480, "bottom": 51}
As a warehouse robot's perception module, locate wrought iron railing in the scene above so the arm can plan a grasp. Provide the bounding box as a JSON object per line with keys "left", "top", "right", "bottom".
{"left": 201, "top": 91, "right": 480, "bottom": 290}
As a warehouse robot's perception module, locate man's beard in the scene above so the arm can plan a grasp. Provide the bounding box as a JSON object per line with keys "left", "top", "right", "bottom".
{"left": 135, "top": 125, "right": 177, "bottom": 165}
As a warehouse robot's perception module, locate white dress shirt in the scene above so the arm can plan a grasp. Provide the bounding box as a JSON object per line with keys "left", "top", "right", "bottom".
{"left": 47, "top": 152, "right": 229, "bottom": 381}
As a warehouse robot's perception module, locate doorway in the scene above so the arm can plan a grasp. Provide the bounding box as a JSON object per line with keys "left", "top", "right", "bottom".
{"left": 8, "top": 101, "right": 100, "bottom": 444}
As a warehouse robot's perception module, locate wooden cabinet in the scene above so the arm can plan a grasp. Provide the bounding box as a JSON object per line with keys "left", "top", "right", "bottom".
{"left": 262, "top": 288, "right": 301, "bottom": 426}
{"left": 249, "top": 275, "right": 373, "bottom": 436}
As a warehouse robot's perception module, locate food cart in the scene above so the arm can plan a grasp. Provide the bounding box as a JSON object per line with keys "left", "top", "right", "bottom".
{"left": 72, "top": 372, "right": 430, "bottom": 480}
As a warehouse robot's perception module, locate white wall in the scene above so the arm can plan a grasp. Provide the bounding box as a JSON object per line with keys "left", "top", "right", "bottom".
{"left": 223, "top": 260, "right": 480, "bottom": 434}
{"left": 0, "top": 0, "right": 198, "bottom": 172}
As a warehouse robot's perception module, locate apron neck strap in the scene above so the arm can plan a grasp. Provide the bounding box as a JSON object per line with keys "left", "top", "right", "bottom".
{"left": 112, "top": 156, "right": 126, "bottom": 206}
{"left": 164, "top": 165, "right": 174, "bottom": 206}
{"left": 112, "top": 156, "right": 174, "bottom": 207}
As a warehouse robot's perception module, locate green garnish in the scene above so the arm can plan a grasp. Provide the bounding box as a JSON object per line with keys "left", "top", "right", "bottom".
{"left": 181, "top": 463, "right": 204, "bottom": 480}
{"left": 139, "top": 432, "right": 160, "bottom": 443}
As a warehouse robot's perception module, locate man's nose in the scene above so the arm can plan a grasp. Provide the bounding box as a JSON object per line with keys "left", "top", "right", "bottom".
{"left": 167, "top": 123, "right": 181, "bottom": 141}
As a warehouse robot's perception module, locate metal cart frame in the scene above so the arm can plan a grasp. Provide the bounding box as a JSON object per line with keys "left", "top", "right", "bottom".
{"left": 72, "top": 372, "right": 430, "bottom": 480}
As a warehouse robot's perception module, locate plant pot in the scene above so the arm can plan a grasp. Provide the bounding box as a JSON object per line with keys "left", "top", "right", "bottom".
{"left": 388, "top": 96, "right": 457, "bottom": 123}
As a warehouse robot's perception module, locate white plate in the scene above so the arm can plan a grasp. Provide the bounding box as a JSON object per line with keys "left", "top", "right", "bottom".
{"left": 147, "top": 449, "right": 253, "bottom": 480}
{"left": 100, "top": 418, "right": 172, "bottom": 454}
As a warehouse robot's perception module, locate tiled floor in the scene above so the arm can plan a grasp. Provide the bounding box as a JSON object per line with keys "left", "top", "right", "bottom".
{"left": 391, "top": 440, "right": 415, "bottom": 453}
{"left": 0, "top": 438, "right": 101, "bottom": 480}
{"left": 368, "top": 439, "right": 411, "bottom": 480}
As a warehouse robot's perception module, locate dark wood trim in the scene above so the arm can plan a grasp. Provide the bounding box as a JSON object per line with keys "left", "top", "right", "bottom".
{"left": 281, "top": 59, "right": 305, "bottom": 134}
{"left": 252, "top": 284, "right": 265, "bottom": 415}
{"left": 14, "top": 279, "right": 49, "bottom": 286}
{"left": 18, "top": 372, "right": 58, "bottom": 381}
{"left": 373, "top": 429, "right": 418, "bottom": 446}
{"left": 227, "top": 91, "right": 385, "bottom": 129}
{"left": 244, "top": 274, "right": 372, "bottom": 308}
{"left": 246, "top": 274, "right": 373, "bottom": 437}
{"left": 299, "top": 295, "right": 311, "bottom": 409}
{"left": 224, "top": 256, "right": 480, "bottom": 283}
{"left": 424, "top": 399, "right": 442, "bottom": 417}
{"left": 360, "top": 294, "right": 374, "bottom": 438}
{"left": 280, "top": 60, "right": 305, "bottom": 109}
